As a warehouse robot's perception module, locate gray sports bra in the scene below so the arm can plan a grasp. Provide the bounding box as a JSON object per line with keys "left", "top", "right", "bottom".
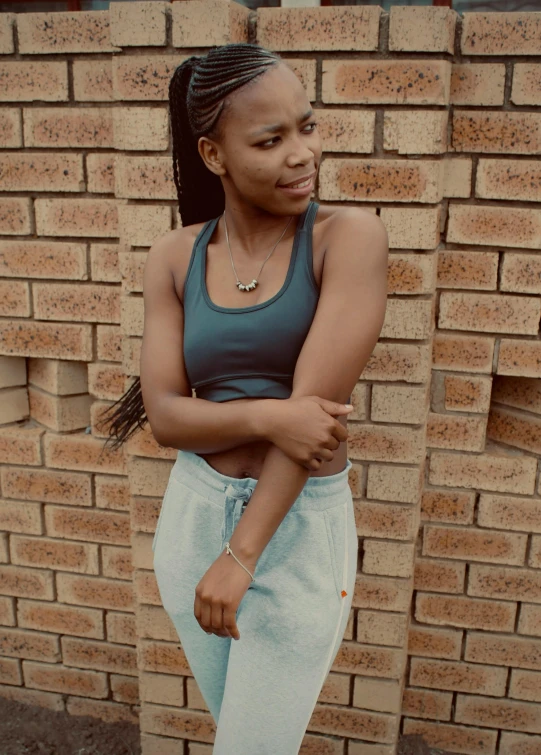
{"left": 182, "top": 200, "right": 352, "bottom": 405}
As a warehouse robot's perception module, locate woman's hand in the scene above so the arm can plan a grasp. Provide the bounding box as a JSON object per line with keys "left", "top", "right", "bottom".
{"left": 261, "top": 396, "right": 352, "bottom": 471}
{"left": 194, "top": 548, "right": 256, "bottom": 640}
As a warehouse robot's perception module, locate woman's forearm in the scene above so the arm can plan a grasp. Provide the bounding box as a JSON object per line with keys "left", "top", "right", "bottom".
{"left": 152, "top": 395, "right": 276, "bottom": 453}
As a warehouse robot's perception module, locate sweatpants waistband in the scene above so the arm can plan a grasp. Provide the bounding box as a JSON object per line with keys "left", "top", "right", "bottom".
{"left": 170, "top": 449, "right": 353, "bottom": 512}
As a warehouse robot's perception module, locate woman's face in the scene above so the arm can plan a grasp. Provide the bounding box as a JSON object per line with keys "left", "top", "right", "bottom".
{"left": 199, "top": 62, "right": 322, "bottom": 216}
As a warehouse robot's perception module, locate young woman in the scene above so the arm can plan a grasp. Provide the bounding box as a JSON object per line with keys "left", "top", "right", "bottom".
{"left": 100, "top": 42, "right": 388, "bottom": 754}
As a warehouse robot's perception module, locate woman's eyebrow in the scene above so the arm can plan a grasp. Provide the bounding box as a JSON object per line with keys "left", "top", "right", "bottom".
{"left": 250, "top": 108, "right": 314, "bottom": 138}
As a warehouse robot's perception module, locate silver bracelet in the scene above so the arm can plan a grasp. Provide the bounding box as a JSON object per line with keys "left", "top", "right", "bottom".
{"left": 224, "top": 541, "right": 255, "bottom": 582}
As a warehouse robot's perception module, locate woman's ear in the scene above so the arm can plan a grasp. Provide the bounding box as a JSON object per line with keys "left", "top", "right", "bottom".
{"left": 198, "top": 136, "right": 226, "bottom": 177}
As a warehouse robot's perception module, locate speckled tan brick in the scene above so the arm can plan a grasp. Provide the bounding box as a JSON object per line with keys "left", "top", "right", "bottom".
{"left": 112, "top": 107, "right": 168, "bottom": 151}
{"left": 469, "top": 564, "right": 541, "bottom": 604}
{"left": 408, "top": 625, "right": 462, "bottom": 660}
{"left": 172, "top": 0, "right": 248, "bottom": 48}
{"left": 120, "top": 295, "right": 143, "bottom": 338}
{"left": 23, "top": 108, "right": 112, "bottom": 148}
{"left": 353, "top": 677, "right": 402, "bottom": 714}
{"left": 121, "top": 337, "right": 141, "bottom": 378}
{"left": 0, "top": 656, "right": 21, "bottom": 683}
{"left": 380, "top": 207, "right": 441, "bottom": 250}
{"left": 109, "top": 1, "right": 167, "bottom": 47}
{"left": 117, "top": 205, "right": 171, "bottom": 247}
{"left": 310, "top": 701, "right": 399, "bottom": 743}
{"left": 381, "top": 300, "right": 434, "bottom": 341}
{"left": 258, "top": 6, "right": 380, "bottom": 52}
{"left": 140, "top": 733, "right": 184, "bottom": 755}
{"left": 137, "top": 605, "right": 178, "bottom": 643}
{"left": 0, "top": 355, "right": 26, "bottom": 389}
{"left": 0, "top": 627, "right": 60, "bottom": 662}
{"left": 0, "top": 61, "right": 68, "bottom": 102}
{"left": 35, "top": 198, "right": 118, "bottom": 238}
{"left": 348, "top": 423, "right": 425, "bottom": 466}
{"left": 18, "top": 599, "right": 103, "bottom": 639}
{"left": 452, "top": 111, "right": 541, "bottom": 154}
{"left": 0, "top": 197, "right": 32, "bottom": 235}
{"left": 466, "top": 631, "right": 541, "bottom": 671}
{"left": 102, "top": 545, "right": 132, "bottom": 581}
{"left": 437, "top": 250, "right": 497, "bottom": 291}
{"left": 389, "top": 7, "right": 456, "bottom": 53}
{"left": 421, "top": 489, "right": 475, "bottom": 525}
{"left": 140, "top": 671, "right": 184, "bottom": 707}
{"left": 429, "top": 450, "right": 536, "bottom": 495}
{"left": 439, "top": 291, "right": 541, "bottom": 335}
{"left": 322, "top": 60, "right": 451, "bottom": 106}
{"left": 0, "top": 108, "right": 22, "bottom": 148}
{"left": 358, "top": 500, "right": 418, "bottom": 541}
{"left": 349, "top": 743, "right": 394, "bottom": 755}
{"left": 371, "top": 385, "right": 428, "bottom": 425}
{"left": 62, "top": 636, "right": 137, "bottom": 676}
{"left": 89, "top": 244, "right": 120, "bottom": 284}
{"left": 110, "top": 673, "right": 139, "bottom": 705}
{"left": 0, "top": 240, "right": 87, "bottom": 280}
{"left": 501, "top": 252, "right": 541, "bottom": 295}
{"left": 282, "top": 58, "right": 316, "bottom": 102}
{"left": 357, "top": 610, "right": 408, "bottom": 648}
{"left": 519, "top": 604, "right": 541, "bottom": 638}
{"left": 414, "top": 558, "right": 465, "bottom": 594}
{"left": 487, "top": 406, "right": 541, "bottom": 455}
{"left": 86, "top": 154, "right": 115, "bottom": 194}
{"left": 462, "top": 12, "right": 541, "bottom": 56}
{"left": 0, "top": 280, "right": 30, "bottom": 318}
{"left": 448, "top": 204, "right": 541, "bottom": 248}
{"left": 320, "top": 158, "right": 443, "bottom": 203}
{"left": 477, "top": 158, "right": 541, "bottom": 202}
{"left": 0, "top": 386, "right": 29, "bottom": 424}
{"left": 451, "top": 64, "right": 505, "bottom": 106}
{"left": 57, "top": 573, "right": 133, "bottom": 612}
{"left": 138, "top": 638, "right": 190, "bottom": 675}
{"left": 401, "top": 688, "right": 452, "bottom": 721}
{"left": 95, "top": 328, "right": 122, "bottom": 364}
{"left": 30, "top": 361, "right": 79, "bottom": 396}
{"left": 11, "top": 534, "right": 98, "bottom": 574}
{"left": 134, "top": 569, "right": 162, "bottom": 607}
{"left": 362, "top": 343, "right": 431, "bottom": 384}
{"left": 355, "top": 574, "right": 413, "bottom": 613}
{"left": 0, "top": 13, "right": 15, "bottom": 54}
{"left": 410, "top": 658, "right": 507, "bottom": 697}
{"left": 511, "top": 63, "right": 541, "bottom": 105}
{"left": 509, "top": 669, "right": 541, "bottom": 703}
{"left": 95, "top": 474, "right": 130, "bottom": 513}
{"left": 115, "top": 155, "right": 175, "bottom": 200}
{"left": 23, "top": 660, "right": 108, "bottom": 699}
{"left": 17, "top": 11, "right": 120, "bottom": 55}
{"left": 388, "top": 252, "right": 436, "bottom": 295}
{"left": 45, "top": 505, "right": 130, "bottom": 546}
{"left": 0, "top": 426, "right": 43, "bottom": 466}
{"left": 403, "top": 719, "right": 497, "bottom": 755}
{"left": 500, "top": 731, "right": 541, "bottom": 755}
{"left": 366, "top": 464, "right": 423, "bottom": 503}
{"left": 73, "top": 59, "right": 113, "bottom": 102}
{"left": 0, "top": 500, "right": 41, "bottom": 535}
{"left": 106, "top": 613, "right": 136, "bottom": 648}
{"left": 530, "top": 536, "right": 541, "bottom": 569}
{"left": 426, "top": 411, "right": 487, "bottom": 452}
{"left": 443, "top": 156, "right": 473, "bottom": 198}
{"left": 44, "top": 431, "right": 126, "bottom": 475}
{"left": 497, "top": 339, "right": 541, "bottom": 379}
{"left": 33, "top": 283, "right": 120, "bottom": 324}
{"left": 0, "top": 564, "right": 54, "bottom": 600}
{"left": 68, "top": 696, "right": 138, "bottom": 724}
{"left": 0, "top": 687, "right": 64, "bottom": 710}
{"left": 112, "top": 55, "right": 183, "bottom": 101}
{"left": 314, "top": 109, "right": 374, "bottom": 154}
{"left": 456, "top": 693, "right": 541, "bottom": 734}
{"left": 88, "top": 363, "right": 125, "bottom": 402}
{"left": 383, "top": 110, "right": 448, "bottom": 155}
{"left": 416, "top": 592, "right": 516, "bottom": 633}
{"left": 363, "top": 541, "right": 415, "bottom": 579}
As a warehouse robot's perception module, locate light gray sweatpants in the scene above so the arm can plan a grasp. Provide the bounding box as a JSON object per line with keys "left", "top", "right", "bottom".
{"left": 152, "top": 448, "right": 357, "bottom": 754}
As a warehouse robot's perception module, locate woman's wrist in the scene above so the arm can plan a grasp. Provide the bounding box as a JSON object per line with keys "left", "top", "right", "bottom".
{"left": 250, "top": 399, "right": 281, "bottom": 444}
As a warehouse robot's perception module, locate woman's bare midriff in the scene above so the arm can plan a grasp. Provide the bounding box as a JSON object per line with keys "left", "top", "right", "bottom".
{"left": 196, "top": 396, "right": 349, "bottom": 481}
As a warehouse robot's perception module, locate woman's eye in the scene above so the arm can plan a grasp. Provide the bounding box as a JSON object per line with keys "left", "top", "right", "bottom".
{"left": 259, "top": 121, "right": 318, "bottom": 149}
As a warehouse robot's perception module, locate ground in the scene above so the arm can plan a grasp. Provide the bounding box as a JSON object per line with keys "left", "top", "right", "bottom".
{"left": 0, "top": 696, "right": 453, "bottom": 754}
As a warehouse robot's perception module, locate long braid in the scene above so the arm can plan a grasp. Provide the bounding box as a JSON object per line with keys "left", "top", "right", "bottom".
{"left": 98, "top": 43, "right": 282, "bottom": 453}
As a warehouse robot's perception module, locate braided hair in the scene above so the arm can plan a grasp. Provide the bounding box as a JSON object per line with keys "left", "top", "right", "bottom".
{"left": 97, "top": 43, "right": 283, "bottom": 453}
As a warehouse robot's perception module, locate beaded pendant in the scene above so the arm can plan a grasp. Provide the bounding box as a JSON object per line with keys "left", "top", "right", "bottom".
{"left": 237, "top": 279, "right": 258, "bottom": 292}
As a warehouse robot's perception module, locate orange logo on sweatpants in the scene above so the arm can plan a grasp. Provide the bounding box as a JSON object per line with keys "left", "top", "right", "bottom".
{"left": 341, "top": 590, "right": 347, "bottom": 598}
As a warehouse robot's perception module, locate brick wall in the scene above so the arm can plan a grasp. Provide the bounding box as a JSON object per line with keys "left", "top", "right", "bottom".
{"left": 0, "top": 3, "right": 539, "bottom": 754}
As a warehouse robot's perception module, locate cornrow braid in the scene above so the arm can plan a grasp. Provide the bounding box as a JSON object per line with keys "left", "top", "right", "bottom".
{"left": 98, "top": 43, "right": 283, "bottom": 454}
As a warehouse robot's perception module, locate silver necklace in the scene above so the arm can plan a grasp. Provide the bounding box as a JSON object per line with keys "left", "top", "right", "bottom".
{"left": 223, "top": 210, "right": 294, "bottom": 292}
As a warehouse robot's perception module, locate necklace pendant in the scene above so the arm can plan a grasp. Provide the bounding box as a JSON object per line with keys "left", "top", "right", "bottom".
{"left": 237, "top": 279, "right": 258, "bottom": 292}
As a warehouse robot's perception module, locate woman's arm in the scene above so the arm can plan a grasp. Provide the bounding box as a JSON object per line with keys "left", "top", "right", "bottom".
{"left": 228, "top": 208, "right": 389, "bottom": 567}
